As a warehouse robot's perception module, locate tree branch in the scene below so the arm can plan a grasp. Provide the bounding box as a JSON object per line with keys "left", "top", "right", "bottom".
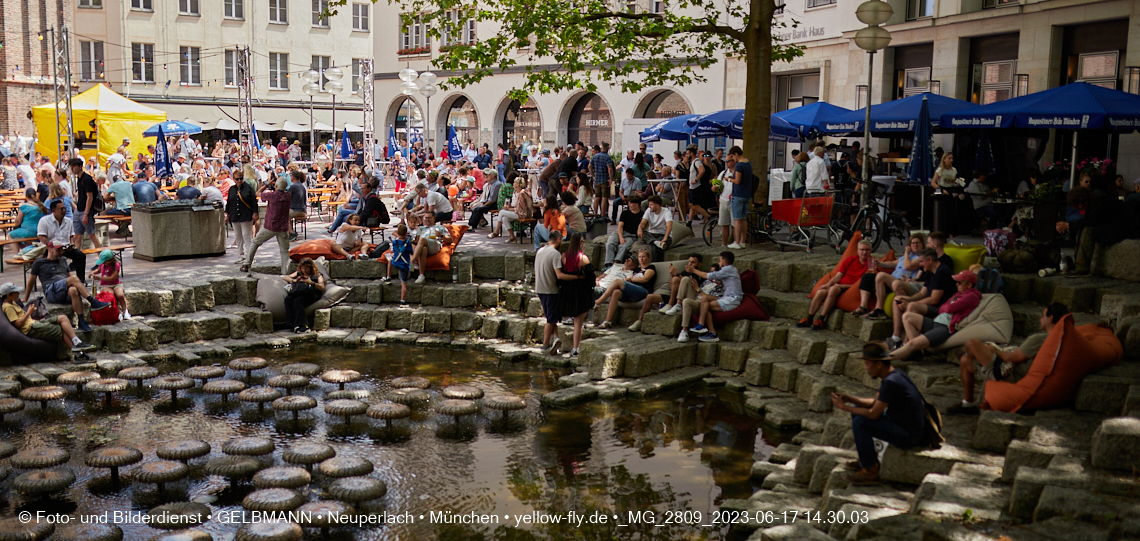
{"left": 578, "top": 11, "right": 744, "bottom": 42}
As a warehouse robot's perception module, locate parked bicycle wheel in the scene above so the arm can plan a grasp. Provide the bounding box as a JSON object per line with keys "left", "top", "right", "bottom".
{"left": 855, "top": 212, "right": 885, "bottom": 252}
{"left": 703, "top": 218, "right": 719, "bottom": 246}
{"left": 884, "top": 212, "right": 911, "bottom": 252}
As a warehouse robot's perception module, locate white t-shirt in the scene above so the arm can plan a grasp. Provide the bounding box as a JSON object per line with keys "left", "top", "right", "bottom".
{"left": 644, "top": 206, "right": 672, "bottom": 235}
{"left": 17, "top": 164, "right": 36, "bottom": 187}
{"left": 598, "top": 265, "right": 631, "bottom": 289}
{"left": 201, "top": 186, "right": 224, "bottom": 203}
{"left": 419, "top": 190, "right": 453, "bottom": 213}
{"left": 106, "top": 153, "right": 126, "bottom": 180}
{"left": 719, "top": 170, "right": 733, "bottom": 202}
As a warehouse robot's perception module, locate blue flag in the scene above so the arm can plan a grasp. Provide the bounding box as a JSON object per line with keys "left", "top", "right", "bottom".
{"left": 447, "top": 125, "right": 462, "bottom": 160}
{"left": 388, "top": 126, "right": 400, "bottom": 160}
{"left": 341, "top": 129, "right": 352, "bottom": 160}
{"left": 251, "top": 128, "right": 260, "bottom": 155}
{"left": 407, "top": 128, "right": 422, "bottom": 148}
{"left": 154, "top": 123, "right": 172, "bottom": 177}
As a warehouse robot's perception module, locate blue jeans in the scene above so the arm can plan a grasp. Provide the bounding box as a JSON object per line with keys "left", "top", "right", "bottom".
{"left": 851, "top": 414, "right": 920, "bottom": 468}
{"left": 329, "top": 206, "right": 357, "bottom": 232}
{"left": 533, "top": 224, "right": 550, "bottom": 250}
{"left": 730, "top": 196, "right": 749, "bottom": 220}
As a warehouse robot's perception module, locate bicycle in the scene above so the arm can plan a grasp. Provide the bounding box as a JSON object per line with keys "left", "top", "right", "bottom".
{"left": 827, "top": 185, "right": 910, "bottom": 254}
{"left": 703, "top": 207, "right": 780, "bottom": 246}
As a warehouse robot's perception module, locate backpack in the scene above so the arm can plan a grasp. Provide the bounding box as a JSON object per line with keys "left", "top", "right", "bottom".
{"left": 895, "top": 369, "right": 945, "bottom": 449}
{"left": 975, "top": 267, "right": 1003, "bottom": 294}
{"left": 362, "top": 194, "right": 390, "bottom": 228}
{"left": 389, "top": 238, "right": 413, "bottom": 270}
{"left": 89, "top": 290, "right": 119, "bottom": 325}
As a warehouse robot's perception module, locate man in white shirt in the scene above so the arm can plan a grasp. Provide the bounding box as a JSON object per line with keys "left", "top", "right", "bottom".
{"left": 17, "top": 158, "right": 36, "bottom": 188}
{"left": 619, "top": 149, "right": 636, "bottom": 172}
{"left": 525, "top": 147, "right": 542, "bottom": 169}
{"left": 413, "top": 183, "right": 454, "bottom": 224}
{"left": 106, "top": 146, "right": 128, "bottom": 182}
{"left": 805, "top": 146, "right": 829, "bottom": 194}
{"left": 639, "top": 195, "right": 674, "bottom": 249}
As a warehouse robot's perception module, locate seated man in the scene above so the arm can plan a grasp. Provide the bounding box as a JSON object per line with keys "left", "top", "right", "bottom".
{"left": 891, "top": 269, "right": 982, "bottom": 361}
{"left": 355, "top": 180, "right": 390, "bottom": 228}
{"left": 966, "top": 170, "right": 1000, "bottom": 228}
{"left": 103, "top": 174, "right": 135, "bottom": 216}
{"left": 3, "top": 282, "right": 93, "bottom": 352}
{"left": 412, "top": 182, "right": 455, "bottom": 224}
{"left": 22, "top": 243, "right": 111, "bottom": 332}
{"left": 594, "top": 249, "right": 656, "bottom": 329}
{"left": 603, "top": 196, "right": 643, "bottom": 267}
{"left": 628, "top": 253, "right": 705, "bottom": 332}
{"left": 593, "top": 257, "right": 637, "bottom": 296}
{"left": 638, "top": 195, "right": 674, "bottom": 249}
{"left": 679, "top": 251, "right": 743, "bottom": 343}
{"left": 887, "top": 248, "right": 955, "bottom": 351}
{"left": 856, "top": 234, "right": 925, "bottom": 318}
{"left": 410, "top": 211, "right": 453, "bottom": 285}
{"left": 176, "top": 177, "right": 202, "bottom": 200}
{"left": 831, "top": 342, "right": 926, "bottom": 485}
{"left": 799, "top": 240, "right": 874, "bottom": 330}
{"left": 947, "top": 302, "right": 1068, "bottom": 415}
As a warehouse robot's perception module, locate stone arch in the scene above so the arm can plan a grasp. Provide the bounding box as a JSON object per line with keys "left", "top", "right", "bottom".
{"left": 632, "top": 88, "right": 694, "bottom": 119}
{"left": 435, "top": 92, "right": 481, "bottom": 152}
{"left": 557, "top": 90, "right": 614, "bottom": 148}
{"left": 384, "top": 95, "right": 423, "bottom": 145}
{"left": 492, "top": 94, "right": 543, "bottom": 151}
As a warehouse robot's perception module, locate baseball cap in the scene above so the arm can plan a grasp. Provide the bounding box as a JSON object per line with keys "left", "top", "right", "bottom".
{"left": 92, "top": 249, "right": 115, "bottom": 268}
{"left": 0, "top": 282, "right": 24, "bottom": 296}
{"left": 558, "top": 172, "right": 568, "bottom": 178}
{"left": 952, "top": 269, "right": 978, "bottom": 284}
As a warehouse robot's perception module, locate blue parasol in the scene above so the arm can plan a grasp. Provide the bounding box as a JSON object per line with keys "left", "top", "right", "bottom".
{"left": 144, "top": 120, "right": 203, "bottom": 138}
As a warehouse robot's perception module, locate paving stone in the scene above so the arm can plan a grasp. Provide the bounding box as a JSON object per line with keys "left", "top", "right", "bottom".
{"left": 472, "top": 251, "right": 506, "bottom": 278}
{"left": 911, "top": 472, "right": 1008, "bottom": 521}
{"left": 721, "top": 319, "right": 751, "bottom": 342}
{"left": 641, "top": 312, "right": 681, "bottom": 336}
{"left": 786, "top": 328, "right": 829, "bottom": 364}
{"left": 149, "top": 289, "right": 176, "bottom": 317}
{"left": 481, "top": 316, "right": 506, "bottom": 339}
{"left": 827, "top": 504, "right": 903, "bottom": 540}
{"left": 541, "top": 384, "right": 598, "bottom": 407}
{"left": 420, "top": 285, "right": 443, "bottom": 306}
{"left": 820, "top": 485, "right": 914, "bottom": 515}
{"left": 695, "top": 341, "right": 719, "bottom": 366}
{"left": 1100, "top": 292, "right": 1140, "bottom": 322}
{"left": 744, "top": 350, "right": 794, "bottom": 386}
{"left": 217, "top": 305, "right": 274, "bottom": 334}
{"left": 423, "top": 309, "right": 452, "bottom": 333}
{"left": 317, "top": 329, "right": 352, "bottom": 344}
{"left": 972, "top": 410, "right": 1034, "bottom": 453}
{"left": 501, "top": 289, "right": 528, "bottom": 312}
{"left": 504, "top": 253, "right": 526, "bottom": 281}
{"left": 170, "top": 278, "right": 213, "bottom": 311}
{"left": 764, "top": 400, "right": 817, "bottom": 429}
{"left": 751, "top": 522, "right": 835, "bottom": 541}
{"left": 1075, "top": 366, "right": 1140, "bottom": 414}
{"left": 1009, "top": 466, "right": 1140, "bottom": 520}
{"left": 625, "top": 366, "right": 715, "bottom": 398}
{"left": 769, "top": 362, "right": 799, "bottom": 392}
{"left": 123, "top": 285, "right": 152, "bottom": 316}
{"left": 477, "top": 283, "right": 500, "bottom": 308}
{"left": 166, "top": 282, "right": 196, "bottom": 313}
{"left": 1091, "top": 417, "right": 1140, "bottom": 471}
{"left": 375, "top": 330, "right": 420, "bottom": 344}
{"left": 95, "top": 354, "right": 147, "bottom": 373}
{"left": 387, "top": 308, "right": 424, "bottom": 333}
{"left": 441, "top": 284, "right": 479, "bottom": 308}
{"left": 504, "top": 317, "right": 536, "bottom": 344}
{"left": 329, "top": 305, "right": 356, "bottom": 328}
{"left": 1034, "top": 485, "right": 1140, "bottom": 525}
{"left": 759, "top": 325, "right": 789, "bottom": 350}
{"left": 451, "top": 311, "right": 482, "bottom": 333}
{"left": 369, "top": 308, "right": 388, "bottom": 331}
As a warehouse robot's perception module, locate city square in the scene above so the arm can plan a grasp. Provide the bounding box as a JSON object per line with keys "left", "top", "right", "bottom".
{"left": 1, "top": 0, "right": 1140, "bottom": 540}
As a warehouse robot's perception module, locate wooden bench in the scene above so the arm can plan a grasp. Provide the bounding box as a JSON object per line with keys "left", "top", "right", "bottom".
{"left": 97, "top": 214, "right": 133, "bottom": 239}
{"left": 367, "top": 226, "right": 389, "bottom": 245}
{"left": 82, "top": 244, "right": 135, "bottom": 277}
{"left": 0, "top": 237, "right": 36, "bottom": 272}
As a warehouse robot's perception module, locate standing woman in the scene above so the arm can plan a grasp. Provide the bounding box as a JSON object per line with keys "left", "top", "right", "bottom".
{"left": 688, "top": 152, "right": 716, "bottom": 226}
{"left": 226, "top": 173, "right": 257, "bottom": 265}
{"left": 1, "top": 157, "right": 18, "bottom": 190}
{"left": 556, "top": 233, "right": 593, "bottom": 357}
{"left": 282, "top": 258, "right": 325, "bottom": 333}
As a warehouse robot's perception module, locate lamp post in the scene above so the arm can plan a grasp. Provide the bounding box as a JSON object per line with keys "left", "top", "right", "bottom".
{"left": 399, "top": 67, "right": 437, "bottom": 152}
{"left": 324, "top": 66, "right": 344, "bottom": 159}
{"left": 302, "top": 70, "right": 321, "bottom": 160}
{"left": 854, "top": 0, "right": 893, "bottom": 210}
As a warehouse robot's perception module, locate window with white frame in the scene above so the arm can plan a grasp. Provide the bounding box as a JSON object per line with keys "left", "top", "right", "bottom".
{"left": 975, "top": 60, "right": 1015, "bottom": 104}
{"left": 311, "top": 55, "right": 331, "bottom": 86}
{"left": 269, "top": 52, "right": 289, "bottom": 89}
{"left": 312, "top": 0, "right": 329, "bottom": 26}
{"left": 351, "top": 59, "right": 362, "bottom": 92}
{"left": 179, "top": 0, "right": 199, "bottom": 15}
{"left": 807, "top": 0, "right": 835, "bottom": 7}
{"left": 224, "top": 0, "right": 244, "bottom": 19}
{"left": 901, "top": 67, "right": 932, "bottom": 97}
{"left": 269, "top": 0, "right": 287, "bottom": 23}
{"left": 180, "top": 46, "right": 201, "bottom": 85}
{"left": 442, "top": 10, "right": 476, "bottom": 46}
{"left": 906, "top": 0, "right": 933, "bottom": 20}
{"left": 79, "top": 41, "right": 104, "bottom": 81}
{"left": 224, "top": 50, "right": 239, "bottom": 86}
{"left": 352, "top": 3, "right": 369, "bottom": 31}
{"left": 131, "top": 0, "right": 152, "bottom": 10}
{"left": 79, "top": 0, "right": 102, "bottom": 8}
{"left": 399, "top": 16, "right": 429, "bottom": 53}
{"left": 131, "top": 43, "right": 154, "bottom": 82}
{"left": 652, "top": 0, "right": 663, "bottom": 13}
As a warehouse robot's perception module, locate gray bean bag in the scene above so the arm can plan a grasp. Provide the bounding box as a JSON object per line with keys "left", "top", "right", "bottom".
{"left": 933, "top": 293, "right": 1015, "bottom": 350}
{"left": 1, "top": 309, "right": 58, "bottom": 362}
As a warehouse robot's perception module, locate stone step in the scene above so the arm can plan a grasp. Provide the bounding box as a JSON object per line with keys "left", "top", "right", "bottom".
{"left": 744, "top": 349, "right": 796, "bottom": 386}
{"left": 879, "top": 443, "right": 1002, "bottom": 486}
{"left": 911, "top": 471, "right": 1010, "bottom": 521}
{"left": 972, "top": 410, "right": 1034, "bottom": 453}
{"left": 1014, "top": 517, "right": 1118, "bottom": 541}
{"left": 1033, "top": 485, "right": 1140, "bottom": 525}
{"left": 792, "top": 444, "right": 857, "bottom": 486}
{"left": 826, "top": 504, "right": 904, "bottom": 541}
{"left": 756, "top": 290, "right": 812, "bottom": 322}
{"left": 581, "top": 333, "right": 666, "bottom": 380}
{"left": 625, "top": 366, "right": 716, "bottom": 398}
{"left": 1090, "top": 417, "right": 1140, "bottom": 472}
{"left": 1076, "top": 363, "right": 1140, "bottom": 414}
{"left": 1009, "top": 466, "right": 1140, "bottom": 520}
{"left": 751, "top": 523, "right": 836, "bottom": 541}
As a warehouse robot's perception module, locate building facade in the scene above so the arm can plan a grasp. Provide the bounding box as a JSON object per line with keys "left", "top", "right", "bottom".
{"left": 732, "top": 0, "right": 1140, "bottom": 178}
{"left": 371, "top": 1, "right": 729, "bottom": 156}
{"left": 0, "top": 0, "right": 73, "bottom": 137}
{"left": 72, "top": 0, "right": 375, "bottom": 140}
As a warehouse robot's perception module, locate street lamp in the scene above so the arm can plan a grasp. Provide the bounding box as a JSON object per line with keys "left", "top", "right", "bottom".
{"left": 398, "top": 67, "right": 437, "bottom": 152}
{"left": 325, "top": 66, "right": 344, "bottom": 159}
{"left": 302, "top": 70, "right": 321, "bottom": 159}
{"left": 854, "top": 0, "right": 893, "bottom": 209}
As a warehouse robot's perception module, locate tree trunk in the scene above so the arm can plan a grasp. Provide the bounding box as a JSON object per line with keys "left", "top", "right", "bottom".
{"left": 742, "top": 0, "right": 775, "bottom": 207}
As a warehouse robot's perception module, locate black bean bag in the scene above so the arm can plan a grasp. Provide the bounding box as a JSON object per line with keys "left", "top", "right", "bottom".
{"left": 1, "top": 311, "right": 58, "bottom": 363}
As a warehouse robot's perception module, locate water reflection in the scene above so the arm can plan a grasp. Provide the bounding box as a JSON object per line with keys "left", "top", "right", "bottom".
{"left": 0, "top": 345, "right": 789, "bottom": 540}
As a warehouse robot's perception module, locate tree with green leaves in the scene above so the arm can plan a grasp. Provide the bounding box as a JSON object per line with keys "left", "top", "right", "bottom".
{"left": 335, "top": 0, "right": 802, "bottom": 204}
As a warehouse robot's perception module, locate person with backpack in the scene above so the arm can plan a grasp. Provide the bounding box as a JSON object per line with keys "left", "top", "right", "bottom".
{"left": 831, "top": 342, "right": 927, "bottom": 485}
{"left": 355, "top": 180, "right": 390, "bottom": 228}
{"left": 382, "top": 224, "right": 414, "bottom": 304}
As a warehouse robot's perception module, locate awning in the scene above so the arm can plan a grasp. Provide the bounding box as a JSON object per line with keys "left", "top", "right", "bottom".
{"left": 153, "top": 102, "right": 221, "bottom": 125}
{"left": 212, "top": 117, "right": 240, "bottom": 131}
{"left": 313, "top": 122, "right": 334, "bottom": 131}
{"left": 343, "top": 123, "right": 364, "bottom": 133}
{"left": 252, "top": 120, "right": 277, "bottom": 132}
{"left": 281, "top": 120, "right": 308, "bottom": 132}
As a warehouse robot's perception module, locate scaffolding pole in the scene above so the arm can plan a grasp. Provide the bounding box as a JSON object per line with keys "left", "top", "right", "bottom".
{"left": 51, "top": 27, "right": 75, "bottom": 164}
{"left": 361, "top": 59, "right": 375, "bottom": 170}
{"left": 237, "top": 46, "right": 255, "bottom": 156}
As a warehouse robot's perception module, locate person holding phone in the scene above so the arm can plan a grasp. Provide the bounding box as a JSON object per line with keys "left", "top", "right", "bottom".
{"left": 282, "top": 258, "right": 325, "bottom": 333}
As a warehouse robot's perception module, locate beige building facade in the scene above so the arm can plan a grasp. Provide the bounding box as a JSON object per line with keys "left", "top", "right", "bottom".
{"left": 73, "top": 0, "right": 375, "bottom": 140}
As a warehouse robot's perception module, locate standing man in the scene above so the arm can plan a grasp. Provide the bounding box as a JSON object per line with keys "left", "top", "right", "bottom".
{"left": 106, "top": 147, "right": 128, "bottom": 186}
{"left": 726, "top": 146, "right": 752, "bottom": 250}
{"left": 831, "top": 343, "right": 926, "bottom": 485}
{"left": 534, "top": 230, "right": 574, "bottom": 354}
{"left": 589, "top": 145, "right": 615, "bottom": 219}
{"left": 69, "top": 158, "right": 103, "bottom": 251}
{"left": 243, "top": 177, "right": 292, "bottom": 274}
{"left": 805, "top": 146, "right": 830, "bottom": 195}
{"left": 287, "top": 170, "right": 308, "bottom": 241}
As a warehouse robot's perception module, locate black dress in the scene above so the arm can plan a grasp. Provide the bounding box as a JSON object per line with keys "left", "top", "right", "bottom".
{"left": 691, "top": 163, "right": 716, "bottom": 210}
{"left": 557, "top": 260, "right": 595, "bottom": 318}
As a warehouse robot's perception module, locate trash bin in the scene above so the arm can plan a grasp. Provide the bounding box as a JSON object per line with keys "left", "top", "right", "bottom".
{"left": 931, "top": 194, "right": 954, "bottom": 236}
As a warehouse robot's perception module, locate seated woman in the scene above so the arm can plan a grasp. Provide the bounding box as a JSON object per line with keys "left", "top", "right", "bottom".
{"left": 594, "top": 249, "right": 656, "bottom": 329}
{"left": 323, "top": 213, "right": 369, "bottom": 260}
{"left": 410, "top": 211, "right": 453, "bottom": 284}
{"left": 854, "top": 234, "right": 925, "bottom": 318}
{"left": 891, "top": 269, "right": 982, "bottom": 360}
{"left": 9, "top": 188, "right": 46, "bottom": 241}
{"left": 489, "top": 178, "right": 530, "bottom": 243}
{"left": 282, "top": 258, "right": 325, "bottom": 333}
{"left": 327, "top": 180, "right": 361, "bottom": 233}
{"left": 532, "top": 194, "right": 567, "bottom": 251}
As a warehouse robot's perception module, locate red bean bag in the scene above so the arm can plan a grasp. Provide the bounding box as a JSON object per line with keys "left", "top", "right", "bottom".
{"left": 982, "top": 314, "right": 1123, "bottom": 413}
{"left": 691, "top": 270, "right": 770, "bottom": 326}
{"left": 379, "top": 224, "right": 468, "bottom": 271}
{"left": 289, "top": 239, "right": 370, "bottom": 261}
{"left": 806, "top": 231, "right": 895, "bottom": 312}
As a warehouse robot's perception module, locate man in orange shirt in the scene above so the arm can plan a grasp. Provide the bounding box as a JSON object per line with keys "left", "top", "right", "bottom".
{"left": 799, "top": 240, "right": 874, "bottom": 330}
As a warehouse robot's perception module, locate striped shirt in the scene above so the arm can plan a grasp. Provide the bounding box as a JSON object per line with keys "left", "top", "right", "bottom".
{"left": 590, "top": 152, "right": 614, "bottom": 184}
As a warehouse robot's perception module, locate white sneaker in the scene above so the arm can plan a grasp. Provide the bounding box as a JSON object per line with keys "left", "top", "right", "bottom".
{"left": 665, "top": 304, "right": 681, "bottom": 316}
{"left": 628, "top": 320, "right": 642, "bottom": 332}
{"left": 658, "top": 304, "right": 671, "bottom": 314}
{"left": 549, "top": 338, "right": 562, "bottom": 355}
{"left": 122, "top": 310, "right": 132, "bottom": 320}
{"left": 415, "top": 274, "right": 426, "bottom": 284}
{"left": 677, "top": 330, "right": 690, "bottom": 343}
{"left": 727, "top": 243, "right": 742, "bottom": 249}
{"left": 598, "top": 321, "right": 612, "bottom": 330}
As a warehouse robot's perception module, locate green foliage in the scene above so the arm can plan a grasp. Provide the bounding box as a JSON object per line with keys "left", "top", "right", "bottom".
{"left": 343, "top": 0, "right": 802, "bottom": 101}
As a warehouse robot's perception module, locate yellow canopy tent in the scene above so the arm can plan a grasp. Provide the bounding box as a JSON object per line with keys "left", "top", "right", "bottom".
{"left": 32, "top": 84, "right": 166, "bottom": 167}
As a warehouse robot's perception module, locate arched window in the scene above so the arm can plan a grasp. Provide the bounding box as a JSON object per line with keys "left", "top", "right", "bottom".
{"left": 641, "top": 90, "right": 690, "bottom": 118}
{"left": 567, "top": 93, "right": 612, "bottom": 147}
{"left": 502, "top": 98, "right": 540, "bottom": 149}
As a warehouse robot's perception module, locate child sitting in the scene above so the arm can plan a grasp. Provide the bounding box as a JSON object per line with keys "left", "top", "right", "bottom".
{"left": 88, "top": 249, "right": 130, "bottom": 320}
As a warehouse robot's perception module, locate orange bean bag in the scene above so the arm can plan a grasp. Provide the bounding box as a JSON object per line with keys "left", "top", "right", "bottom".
{"left": 983, "top": 314, "right": 1123, "bottom": 413}
{"left": 806, "top": 232, "right": 895, "bottom": 312}
{"left": 379, "top": 224, "right": 468, "bottom": 271}
{"left": 289, "top": 239, "right": 368, "bottom": 261}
